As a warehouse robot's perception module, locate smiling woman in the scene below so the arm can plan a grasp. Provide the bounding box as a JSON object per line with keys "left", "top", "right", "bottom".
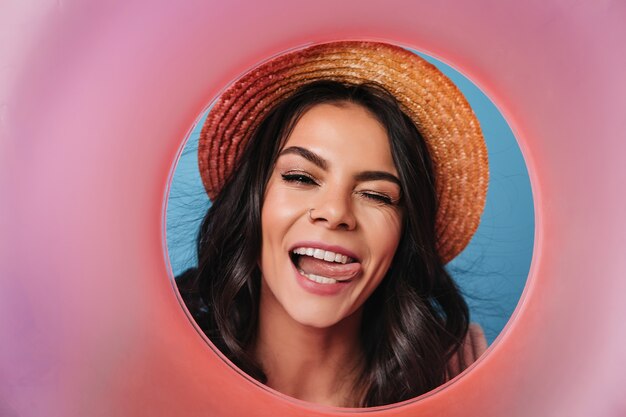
{"left": 261, "top": 103, "right": 403, "bottom": 322}
{"left": 175, "top": 41, "right": 489, "bottom": 408}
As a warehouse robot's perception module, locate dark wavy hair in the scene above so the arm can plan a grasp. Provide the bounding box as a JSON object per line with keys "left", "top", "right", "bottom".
{"left": 177, "top": 80, "right": 470, "bottom": 407}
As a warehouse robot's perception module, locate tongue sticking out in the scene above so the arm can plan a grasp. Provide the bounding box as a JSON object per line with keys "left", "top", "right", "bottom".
{"left": 296, "top": 256, "right": 361, "bottom": 281}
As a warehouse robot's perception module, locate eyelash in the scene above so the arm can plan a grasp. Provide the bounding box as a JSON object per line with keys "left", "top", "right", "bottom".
{"left": 358, "top": 191, "right": 395, "bottom": 205}
{"left": 281, "top": 172, "right": 318, "bottom": 186}
{"left": 280, "top": 171, "right": 397, "bottom": 206}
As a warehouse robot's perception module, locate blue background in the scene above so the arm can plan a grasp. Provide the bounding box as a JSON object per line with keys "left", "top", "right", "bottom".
{"left": 165, "top": 50, "right": 534, "bottom": 345}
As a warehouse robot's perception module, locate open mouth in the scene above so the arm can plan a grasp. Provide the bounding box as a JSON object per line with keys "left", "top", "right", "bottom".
{"left": 290, "top": 247, "right": 361, "bottom": 285}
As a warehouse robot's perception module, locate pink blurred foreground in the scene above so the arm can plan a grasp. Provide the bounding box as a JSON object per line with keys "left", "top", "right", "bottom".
{"left": 1, "top": 1, "right": 626, "bottom": 416}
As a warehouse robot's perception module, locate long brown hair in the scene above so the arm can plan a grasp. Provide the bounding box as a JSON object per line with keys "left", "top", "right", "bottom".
{"left": 177, "top": 80, "right": 469, "bottom": 407}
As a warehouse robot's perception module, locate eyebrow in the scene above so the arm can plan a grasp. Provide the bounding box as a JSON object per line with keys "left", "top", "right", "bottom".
{"left": 354, "top": 171, "right": 401, "bottom": 187}
{"left": 278, "top": 146, "right": 401, "bottom": 186}
{"left": 279, "top": 146, "right": 328, "bottom": 170}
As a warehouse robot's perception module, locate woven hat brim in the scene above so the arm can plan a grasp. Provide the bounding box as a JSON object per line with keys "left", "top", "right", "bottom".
{"left": 198, "top": 41, "right": 488, "bottom": 263}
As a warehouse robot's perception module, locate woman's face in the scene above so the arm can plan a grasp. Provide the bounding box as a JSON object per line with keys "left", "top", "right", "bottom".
{"left": 259, "top": 102, "right": 404, "bottom": 329}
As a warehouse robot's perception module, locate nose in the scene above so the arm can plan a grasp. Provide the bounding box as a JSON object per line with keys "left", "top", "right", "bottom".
{"left": 308, "top": 191, "right": 357, "bottom": 231}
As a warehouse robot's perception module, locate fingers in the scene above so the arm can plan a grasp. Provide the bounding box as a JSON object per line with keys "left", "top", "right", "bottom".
{"left": 468, "top": 323, "right": 487, "bottom": 360}
{"left": 446, "top": 323, "right": 488, "bottom": 380}
{"left": 446, "top": 348, "right": 461, "bottom": 379}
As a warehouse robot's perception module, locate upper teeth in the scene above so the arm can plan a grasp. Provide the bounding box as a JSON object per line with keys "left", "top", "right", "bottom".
{"left": 292, "top": 247, "right": 352, "bottom": 264}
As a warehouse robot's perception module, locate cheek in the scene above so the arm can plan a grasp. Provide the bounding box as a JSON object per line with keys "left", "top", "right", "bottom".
{"left": 261, "top": 181, "right": 303, "bottom": 238}
{"left": 359, "top": 212, "right": 403, "bottom": 297}
{"left": 367, "top": 211, "right": 404, "bottom": 260}
{"left": 260, "top": 179, "right": 306, "bottom": 270}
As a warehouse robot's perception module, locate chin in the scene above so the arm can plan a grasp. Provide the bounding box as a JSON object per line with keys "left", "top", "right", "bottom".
{"left": 286, "top": 302, "right": 347, "bottom": 329}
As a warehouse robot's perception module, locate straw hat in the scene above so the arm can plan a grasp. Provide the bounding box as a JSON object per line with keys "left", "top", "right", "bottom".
{"left": 198, "top": 41, "right": 488, "bottom": 263}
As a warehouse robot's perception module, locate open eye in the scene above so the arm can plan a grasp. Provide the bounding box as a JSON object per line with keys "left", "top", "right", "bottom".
{"left": 280, "top": 171, "right": 318, "bottom": 186}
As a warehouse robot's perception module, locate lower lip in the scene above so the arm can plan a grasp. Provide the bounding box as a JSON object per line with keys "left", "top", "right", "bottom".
{"left": 292, "top": 263, "right": 353, "bottom": 296}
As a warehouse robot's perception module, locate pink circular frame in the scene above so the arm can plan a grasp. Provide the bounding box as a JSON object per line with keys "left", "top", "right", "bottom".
{"left": 2, "top": 2, "right": 626, "bottom": 416}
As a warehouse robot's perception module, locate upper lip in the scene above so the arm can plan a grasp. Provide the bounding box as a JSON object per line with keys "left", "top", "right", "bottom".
{"left": 288, "top": 241, "right": 361, "bottom": 263}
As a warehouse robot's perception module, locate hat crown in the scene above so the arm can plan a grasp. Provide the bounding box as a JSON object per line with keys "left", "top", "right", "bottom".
{"left": 198, "top": 41, "right": 488, "bottom": 263}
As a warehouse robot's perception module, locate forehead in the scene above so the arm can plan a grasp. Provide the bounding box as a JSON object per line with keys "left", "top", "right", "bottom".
{"left": 282, "top": 102, "right": 397, "bottom": 173}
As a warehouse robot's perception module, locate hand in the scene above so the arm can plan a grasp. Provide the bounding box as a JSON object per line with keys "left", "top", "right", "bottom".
{"left": 446, "top": 323, "right": 487, "bottom": 379}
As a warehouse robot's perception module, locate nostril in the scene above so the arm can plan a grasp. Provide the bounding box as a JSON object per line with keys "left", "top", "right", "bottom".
{"left": 308, "top": 201, "right": 357, "bottom": 231}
